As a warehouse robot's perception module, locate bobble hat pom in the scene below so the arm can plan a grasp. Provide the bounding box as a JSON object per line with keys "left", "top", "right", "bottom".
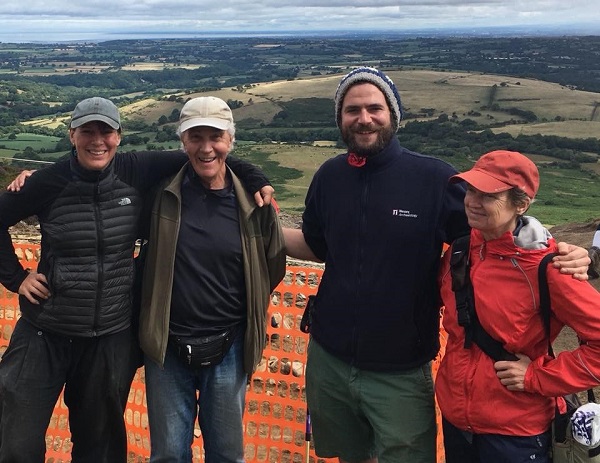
{"left": 334, "top": 67, "right": 403, "bottom": 132}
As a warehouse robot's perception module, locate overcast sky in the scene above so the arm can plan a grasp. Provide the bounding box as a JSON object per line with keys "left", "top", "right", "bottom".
{"left": 2, "top": 0, "right": 599, "bottom": 42}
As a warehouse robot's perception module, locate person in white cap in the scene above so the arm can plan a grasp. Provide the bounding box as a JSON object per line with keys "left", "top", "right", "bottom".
{"left": 436, "top": 150, "right": 600, "bottom": 463}
{"left": 283, "top": 67, "right": 591, "bottom": 463}
{"left": 138, "top": 96, "right": 286, "bottom": 463}
{"left": 0, "top": 96, "right": 274, "bottom": 462}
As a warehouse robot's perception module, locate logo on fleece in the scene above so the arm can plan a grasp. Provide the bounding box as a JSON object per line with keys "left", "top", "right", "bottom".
{"left": 393, "top": 209, "right": 418, "bottom": 218}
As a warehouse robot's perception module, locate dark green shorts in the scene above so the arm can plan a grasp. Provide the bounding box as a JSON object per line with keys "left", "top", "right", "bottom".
{"left": 306, "top": 339, "right": 437, "bottom": 463}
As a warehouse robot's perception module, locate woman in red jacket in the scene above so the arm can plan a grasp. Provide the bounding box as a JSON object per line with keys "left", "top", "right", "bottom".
{"left": 436, "top": 150, "right": 600, "bottom": 463}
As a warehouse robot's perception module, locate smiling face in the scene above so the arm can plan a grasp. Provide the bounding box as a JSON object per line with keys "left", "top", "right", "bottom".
{"left": 181, "top": 126, "right": 232, "bottom": 189}
{"left": 464, "top": 185, "right": 526, "bottom": 240}
{"left": 69, "top": 121, "right": 121, "bottom": 171}
{"left": 340, "top": 82, "right": 395, "bottom": 157}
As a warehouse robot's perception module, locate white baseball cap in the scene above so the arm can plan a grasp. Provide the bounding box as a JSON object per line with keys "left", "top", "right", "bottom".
{"left": 178, "top": 96, "right": 233, "bottom": 135}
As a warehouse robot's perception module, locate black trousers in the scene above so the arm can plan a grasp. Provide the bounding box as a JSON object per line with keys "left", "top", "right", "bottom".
{"left": 443, "top": 418, "right": 551, "bottom": 463}
{"left": 0, "top": 318, "right": 140, "bottom": 463}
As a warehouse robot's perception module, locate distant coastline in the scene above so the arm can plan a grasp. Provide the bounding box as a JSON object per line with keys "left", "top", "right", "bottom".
{"left": 1, "top": 23, "right": 599, "bottom": 45}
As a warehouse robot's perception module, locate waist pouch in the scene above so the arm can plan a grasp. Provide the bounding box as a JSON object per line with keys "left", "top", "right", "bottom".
{"left": 170, "top": 326, "right": 238, "bottom": 368}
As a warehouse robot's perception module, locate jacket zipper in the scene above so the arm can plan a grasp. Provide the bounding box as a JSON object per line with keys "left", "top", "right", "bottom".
{"left": 510, "top": 257, "right": 537, "bottom": 312}
{"left": 93, "top": 182, "right": 104, "bottom": 336}
{"left": 352, "top": 169, "right": 369, "bottom": 362}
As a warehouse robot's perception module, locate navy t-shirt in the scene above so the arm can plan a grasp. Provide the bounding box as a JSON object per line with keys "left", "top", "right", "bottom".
{"left": 169, "top": 166, "right": 246, "bottom": 338}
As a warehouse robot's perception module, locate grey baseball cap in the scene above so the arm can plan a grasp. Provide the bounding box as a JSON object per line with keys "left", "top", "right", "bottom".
{"left": 70, "top": 97, "right": 121, "bottom": 130}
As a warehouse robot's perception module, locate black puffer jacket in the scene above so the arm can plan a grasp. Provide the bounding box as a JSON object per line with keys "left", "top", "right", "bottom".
{"left": 0, "top": 151, "right": 187, "bottom": 337}
{"left": 34, "top": 157, "right": 141, "bottom": 335}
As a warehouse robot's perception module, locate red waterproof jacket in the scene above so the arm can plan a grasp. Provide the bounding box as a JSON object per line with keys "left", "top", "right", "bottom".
{"left": 437, "top": 227, "right": 600, "bottom": 436}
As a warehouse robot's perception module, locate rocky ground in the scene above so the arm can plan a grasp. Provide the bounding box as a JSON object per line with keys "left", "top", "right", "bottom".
{"left": 278, "top": 210, "right": 302, "bottom": 229}
{"left": 8, "top": 217, "right": 40, "bottom": 242}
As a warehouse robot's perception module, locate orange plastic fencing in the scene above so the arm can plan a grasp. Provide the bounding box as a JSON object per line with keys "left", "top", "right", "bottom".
{"left": 0, "top": 243, "right": 446, "bottom": 463}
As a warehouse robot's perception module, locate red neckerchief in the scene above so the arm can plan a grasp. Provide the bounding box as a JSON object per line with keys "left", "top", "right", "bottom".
{"left": 347, "top": 152, "right": 367, "bottom": 167}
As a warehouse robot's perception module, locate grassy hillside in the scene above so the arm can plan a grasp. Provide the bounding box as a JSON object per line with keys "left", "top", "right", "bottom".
{"left": 5, "top": 68, "right": 600, "bottom": 226}
{"left": 231, "top": 142, "right": 599, "bottom": 225}
{"left": 241, "top": 70, "right": 600, "bottom": 137}
{"left": 17, "top": 69, "right": 600, "bottom": 140}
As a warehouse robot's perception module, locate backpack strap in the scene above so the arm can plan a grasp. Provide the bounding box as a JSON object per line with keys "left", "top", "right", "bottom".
{"left": 538, "top": 253, "right": 557, "bottom": 356}
{"left": 450, "top": 236, "right": 518, "bottom": 362}
{"left": 450, "top": 236, "right": 474, "bottom": 348}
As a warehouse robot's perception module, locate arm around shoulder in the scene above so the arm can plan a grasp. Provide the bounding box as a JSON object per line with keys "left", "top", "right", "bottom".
{"left": 227, "top": 156, "right": 271, "bottom": 202}
{"left": 552, "top": 241, "right": 591, "bottom": 281}
{"left": 283, "top": 228, "right": 321, "bottom": 263}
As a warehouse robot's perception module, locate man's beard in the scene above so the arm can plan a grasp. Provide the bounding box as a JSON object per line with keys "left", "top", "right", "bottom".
{"left": 341, "top": 123, "right": 395, "bottom": 157}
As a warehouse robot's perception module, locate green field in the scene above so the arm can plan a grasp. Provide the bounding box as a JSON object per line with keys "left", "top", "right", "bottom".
{"left": 4, "top": 68, "right": 600, "bottom": 226}
{"left": 0, "top": 133, "right": 61, "bottom": 151}
{"left": 234, "top": 143, "right": 600, "bottom": 225}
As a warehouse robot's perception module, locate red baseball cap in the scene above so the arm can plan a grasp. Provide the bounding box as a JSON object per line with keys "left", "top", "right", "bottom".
{"left": 451, "top": 150, "right": 539, "bottom": 198}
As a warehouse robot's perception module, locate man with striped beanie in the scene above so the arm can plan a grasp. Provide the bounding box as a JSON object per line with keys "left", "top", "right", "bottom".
{"left": 284, "top": 66, "right": 470, "bottom": 463}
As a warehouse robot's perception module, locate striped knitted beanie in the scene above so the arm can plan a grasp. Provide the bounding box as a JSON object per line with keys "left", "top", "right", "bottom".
{"left": 334, "top": 67, "right": 403, "bottom": 132}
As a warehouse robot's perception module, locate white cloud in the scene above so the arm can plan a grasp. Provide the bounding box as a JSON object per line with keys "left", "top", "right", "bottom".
{"left": 0, "top": 0, "right": 598, "bottom": 42}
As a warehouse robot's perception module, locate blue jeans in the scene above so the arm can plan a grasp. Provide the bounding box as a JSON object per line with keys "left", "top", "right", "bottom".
{"left": 145, "top": 331, "right": 247, "bottom": 463}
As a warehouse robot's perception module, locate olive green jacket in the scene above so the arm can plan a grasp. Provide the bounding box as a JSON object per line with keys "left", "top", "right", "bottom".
{"left": 139, "top": 163, "right": 286, "bottom": 374}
